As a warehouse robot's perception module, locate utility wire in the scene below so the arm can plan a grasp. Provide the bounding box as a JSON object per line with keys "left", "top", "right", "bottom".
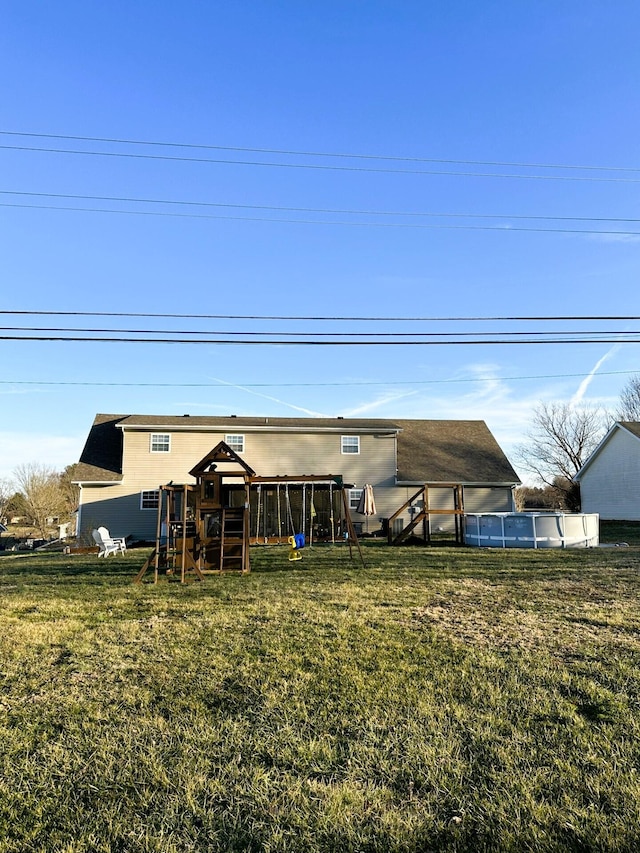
{"left": 2, "top": 310, "right": 639, "bottom": 322}
{"left": 3, "top": 143, "right": 640, "bottom": 183}
{"left": 2, "top": 190, "right": 638, "bottom": 224}
{"left": 2, "top": 130, "right": 638, "bottom": 175}
{"left": 3, "top": 201, "right": 640, "bottom": 235}
{"left": 3, "top": 325, "right": 639, "bottom": 338}
{"left": 0, "top": 369, "right": 636, "bottom": 389}
{"left": 2, "top": 335, "right": 639, "bottom": 345}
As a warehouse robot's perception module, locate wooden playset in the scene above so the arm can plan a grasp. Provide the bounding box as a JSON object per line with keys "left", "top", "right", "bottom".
{"left": 135, "top": 441, "right": 362, "bottom": 583}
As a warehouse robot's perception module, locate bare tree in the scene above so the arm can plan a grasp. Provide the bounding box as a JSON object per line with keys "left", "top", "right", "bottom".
{"left": 617, "top": 375, "right": 640, "bottom": 422}
{"left": 0, "top": 478, "right": 13, "bottom": 523}
{"left": 515, "top": 402, "right": 608, "bottom": 508}
{"left": 13, "top": 463, "right": 65, "bottom": 538}
{"left": 59, "top": 464, "right": 81, "bottom": 518}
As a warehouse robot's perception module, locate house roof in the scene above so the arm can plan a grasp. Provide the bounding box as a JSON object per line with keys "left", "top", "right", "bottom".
{"left": 394, "top": 419, "right": 520, "bottom": 484}
{"left": 72, "top": 414, "right": 127, "bottom": 482}
{"left": 74, "top": 413, "right": 519, "bottom": 485}
{"left": 574, "top": 421, "right": 640, "bottom": 481}
{"left": 117, "top": 414, "right": 399, "bottom": 432}
{"left": 619, "top": 421, "right": 640, "bottom": 439}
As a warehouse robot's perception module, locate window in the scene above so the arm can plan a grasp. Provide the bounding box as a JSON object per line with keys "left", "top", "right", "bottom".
{"left": 225, "top": 434, "right": 245, "bottom": 453}
{"left": 140, "top": 490, "right": 160, "bottom": 510}
{"left": 150, "top": 433, "right": 170, "bottom": 453}
{"left": 341, "top": 435, "right": 360, "bottom": 455}
{"left": 349, "top": 489, "right": 363, "bottom": 511}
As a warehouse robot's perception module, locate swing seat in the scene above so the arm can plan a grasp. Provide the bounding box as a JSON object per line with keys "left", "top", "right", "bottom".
{"left": 288, "top": 534, "right": 304, "bottom": 561}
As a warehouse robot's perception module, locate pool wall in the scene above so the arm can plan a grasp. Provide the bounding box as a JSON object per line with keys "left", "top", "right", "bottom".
{"left": 464, "top": 512, "right": 599, "bottom": 549}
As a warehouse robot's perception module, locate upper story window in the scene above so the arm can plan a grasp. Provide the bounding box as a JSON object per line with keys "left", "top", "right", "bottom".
{"left": 341, "top": 435, "right": 360, "bottom": 455}
{"left": 225, "top": 434, "right": 245, "bottom": 453}
{"left": 140, "top": 490, "right": 160, "bottom": 510}
{"left": 150, "top": 433, "right": 171, "bottom": 453}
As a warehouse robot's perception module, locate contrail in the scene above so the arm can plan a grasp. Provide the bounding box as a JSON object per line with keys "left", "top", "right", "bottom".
{"left": 343, "top": 389, "right": 417, "bottom": 416}
{"left": 571, "top": 345, "right": 619, "bottom": 405}
{"left": 207, "top": 376, "right": 329, "bottom": 417}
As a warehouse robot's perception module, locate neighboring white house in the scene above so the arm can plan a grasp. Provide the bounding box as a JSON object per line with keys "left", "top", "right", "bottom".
{"left": 72, "top": 413, "right": 521, "bottom": 541}
{"left": 574, "top": 421, "right": 640, "bottom": 520}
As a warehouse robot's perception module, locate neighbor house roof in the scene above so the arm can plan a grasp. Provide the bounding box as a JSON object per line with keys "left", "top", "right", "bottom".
{"left": 618, "top": 421, "right": 640, "bottom": 439}
{"left": 73, "top": 413, "right": 519, "bottom": 486}
{"left": 574, "top": 421, "right": 640, "bottom": 481}
{"left": 394, "top": 419, "right": 520, "bottom": 484}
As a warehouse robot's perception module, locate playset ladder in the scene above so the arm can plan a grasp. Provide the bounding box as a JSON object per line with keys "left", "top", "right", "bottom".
{"left": 219, "top": 506, "right": 249, "bottom": 573}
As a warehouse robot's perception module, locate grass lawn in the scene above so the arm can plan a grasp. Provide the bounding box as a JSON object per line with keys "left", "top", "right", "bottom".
{"left": 0, "top": 539, "right": 639, "bottom": 852}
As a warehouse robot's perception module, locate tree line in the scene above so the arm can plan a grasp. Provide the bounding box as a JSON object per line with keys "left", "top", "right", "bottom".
{"left": 0, "top": 463, "right": 80, "bottom": 539}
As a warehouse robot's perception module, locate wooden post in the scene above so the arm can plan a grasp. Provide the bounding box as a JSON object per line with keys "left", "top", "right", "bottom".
{"left": 340, "top": 488, "right": 366, "bottom": 567}
{"left": 154, "top": 487, "right": 163, "bottom": 583}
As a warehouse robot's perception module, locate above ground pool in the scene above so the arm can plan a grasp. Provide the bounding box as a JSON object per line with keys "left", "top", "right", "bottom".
{"left": 464, "top": 512, "right": 599, "bottom": 549}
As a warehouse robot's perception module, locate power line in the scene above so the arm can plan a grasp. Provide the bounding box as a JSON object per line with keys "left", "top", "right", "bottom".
{"left": 2, "top": 334, "right": 639, "bottom": 345}
{"left": 4, "top": 201, "right": 640, "bottom": 235}
{"left": 2, "top": 310, "right": 640, "bottom": 323}
{"left": 2, "top": 130, "right": 638, "bottom": 175}
{"left": 2, "top": 190, "right": 639, "bottom": 224}
{"left": 3, "top": 143, "right": 640, "bottom": 183}
{"left": 0, "top": 369, "right": 636, "bottom": 389}
{"left": 3, "top": 325, "right": 640, "bottom": 339}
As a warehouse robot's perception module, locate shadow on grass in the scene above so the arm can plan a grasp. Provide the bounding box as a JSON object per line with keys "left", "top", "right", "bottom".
{"left": 600, "top": 519, "right": 640, "bottom": 546}
{"left": 2, "top": 540, "right": 640, "bottom": 591}
{"left": 0, "top": 549, "right": 148, "bottom": 583}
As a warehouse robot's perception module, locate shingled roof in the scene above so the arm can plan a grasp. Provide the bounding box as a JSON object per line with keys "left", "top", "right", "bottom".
{"left": 72, "top": 414, "right": 126, "bottom": 482}
{"left": 118, "top": 414, "right": 398, "bottom": 431}
{"left": 73, "top": 413, "right": 519, "bottom": 485}
{"left": 395, "top": 419, "right": 520, "bottom": 484}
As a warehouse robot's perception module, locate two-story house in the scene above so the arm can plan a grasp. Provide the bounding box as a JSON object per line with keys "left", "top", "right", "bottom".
{"left": 73, "top": 413, "right": 520, "bottom": 541}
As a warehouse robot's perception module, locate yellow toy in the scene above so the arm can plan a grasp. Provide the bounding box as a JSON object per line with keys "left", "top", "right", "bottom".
{"left": 288, "top": 534, "right": 305, "bottom": 561}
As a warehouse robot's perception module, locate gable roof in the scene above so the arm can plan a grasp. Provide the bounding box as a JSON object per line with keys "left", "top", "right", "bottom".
{"left": 73, "top": 413, "right": 519, "bottom": 485}
{"left": 394, "top": 419, "right": 520, "bottom": 484}
{"left": 574, "top": 421, "right": 640, "bottom": 481}
{"left": 72, "top": 414, "right": 126, "bottom": 482}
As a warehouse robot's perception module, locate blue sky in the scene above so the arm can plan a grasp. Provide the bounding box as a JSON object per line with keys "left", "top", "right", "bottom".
{"left": 1, "top": 1, "right": 639, "bottom": 482}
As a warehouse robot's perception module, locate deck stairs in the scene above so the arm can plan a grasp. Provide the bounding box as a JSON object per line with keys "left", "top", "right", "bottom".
{"left": 387, "top": 484, "right": 465, "bottom": 545}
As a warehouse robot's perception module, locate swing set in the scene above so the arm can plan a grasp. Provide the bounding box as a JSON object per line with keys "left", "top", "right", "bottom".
{"left": 135, "top": 451, "right": 364, "bottom": 583}
{"left": 250, "top": 477, "right": 342, "bottom": 545}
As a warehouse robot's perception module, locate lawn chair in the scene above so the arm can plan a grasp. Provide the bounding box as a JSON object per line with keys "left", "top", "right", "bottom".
{"left": 92, "top": 526, "right": 127, "bottom": 557}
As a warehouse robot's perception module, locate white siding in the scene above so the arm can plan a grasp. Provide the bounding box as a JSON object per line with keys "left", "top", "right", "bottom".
{"left": 579, "top": 428, "right": 640, "bottom": 520}
{"left": 120, "top": 428, "right": 397, "bottom": 490}
{"left": 81, "top": 428, "right": 399, "bottom": 539}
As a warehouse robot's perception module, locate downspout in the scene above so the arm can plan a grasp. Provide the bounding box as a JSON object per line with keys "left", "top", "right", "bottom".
{"left": 76, "top": 485, "right": 83, "bottom": 538}
{"left": 510, "top": 484, "right": 518, "bottom": 512}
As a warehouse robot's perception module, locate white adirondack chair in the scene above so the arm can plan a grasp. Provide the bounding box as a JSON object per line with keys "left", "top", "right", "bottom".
{"left": 92, "top": 526, "right": 127, "bottom": 557}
